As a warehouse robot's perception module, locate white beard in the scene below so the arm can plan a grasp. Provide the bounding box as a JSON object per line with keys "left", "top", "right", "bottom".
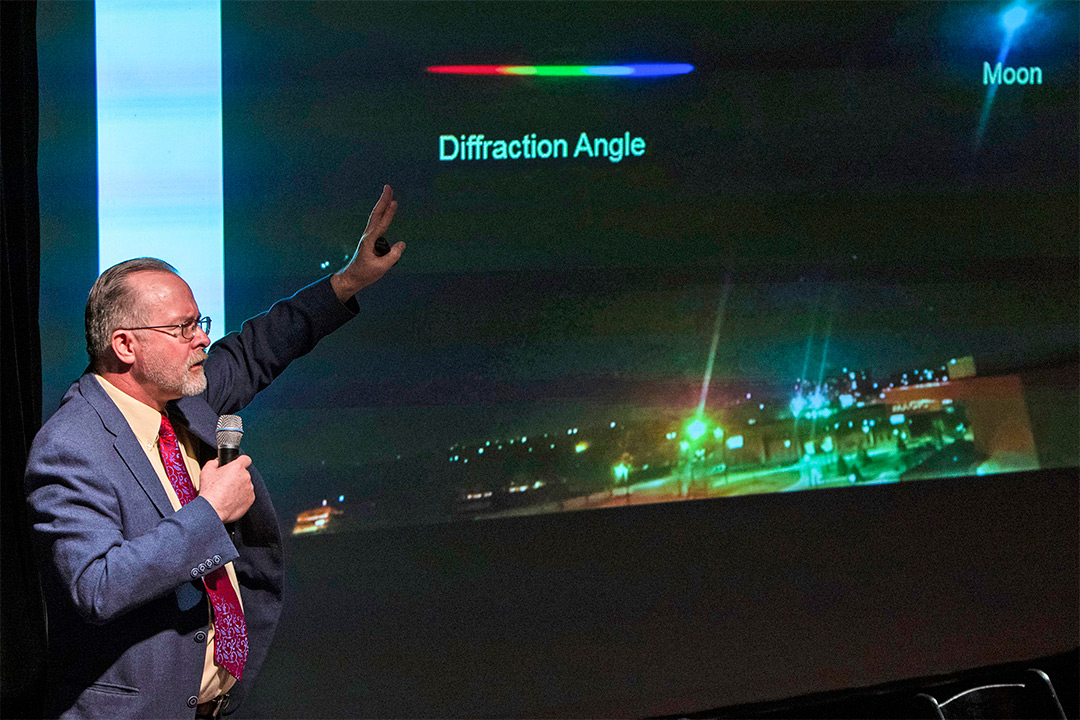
{"left": 142, "top": 351, "right": 208, "bottom": 397}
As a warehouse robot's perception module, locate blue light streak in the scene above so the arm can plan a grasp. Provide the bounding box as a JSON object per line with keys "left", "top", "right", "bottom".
{"left": 96, "top": 0, "right": 225, "bottom": 339}
{"left": 975, "top": 4, "right": 1031, "bottom": 148}
{"left": 583, "top": 63, "right": 694, "bottom": 77}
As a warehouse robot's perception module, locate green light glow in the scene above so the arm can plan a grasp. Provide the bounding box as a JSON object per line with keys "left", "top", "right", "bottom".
{"left": 506, "top": 66, "right": 579, "bottom": 76}
{"left": 687, "top": 419, "right": 707, "bottom": 440}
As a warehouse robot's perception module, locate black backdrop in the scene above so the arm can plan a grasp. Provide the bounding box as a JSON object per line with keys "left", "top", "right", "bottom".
{"left": 1, "top": 2, "right": 48, "bottom": 717}
{"left": 3, "top": 1, "right": 1078, "bottom": 718}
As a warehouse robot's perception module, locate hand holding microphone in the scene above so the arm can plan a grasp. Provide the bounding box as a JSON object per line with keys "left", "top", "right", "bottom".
{"left": 199, "top": 415, "right": 254, "bottom": 524}
{"left": 216, "top": 415, "right": 244, "bottom": 465}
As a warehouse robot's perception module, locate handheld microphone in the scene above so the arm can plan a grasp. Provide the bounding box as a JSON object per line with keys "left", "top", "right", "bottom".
{"left": 373, "top": 235, "right": 391, "bottom": 257}
{"left": 216, "top": 415, "right": 244, "bottom": 465}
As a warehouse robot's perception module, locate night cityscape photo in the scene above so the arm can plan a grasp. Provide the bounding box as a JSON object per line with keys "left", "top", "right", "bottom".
{"left": 37, "top": 1, "right": 1079, "bottom": 536}
{"left": 226, "top": 1, "right": 1078, "bottom": 533}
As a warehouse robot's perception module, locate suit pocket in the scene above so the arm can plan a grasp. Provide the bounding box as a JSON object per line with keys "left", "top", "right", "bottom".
{"left": 86, "top": 681, "right": 139, "bottom": 696}
{"left": 64, "top": 682, "right": 143, "bottom": 720}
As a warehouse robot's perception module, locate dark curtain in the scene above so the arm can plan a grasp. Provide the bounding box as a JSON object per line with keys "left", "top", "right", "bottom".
{"left": 1, "top": 1, "right": 49, "bottom": 717}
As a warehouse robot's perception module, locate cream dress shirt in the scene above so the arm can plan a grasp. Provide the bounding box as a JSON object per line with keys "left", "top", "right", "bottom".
{"left": 95, "top": 375, "right": 242, "bottom": 702}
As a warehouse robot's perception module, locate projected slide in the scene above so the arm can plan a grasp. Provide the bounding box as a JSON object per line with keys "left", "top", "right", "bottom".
{"left": 37, "top": 1, "right": 1079, "bottom": 536}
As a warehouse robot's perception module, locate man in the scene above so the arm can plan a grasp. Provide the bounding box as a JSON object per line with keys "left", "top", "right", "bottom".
{"left": 25, "top": 187, "right": 404, "bottom": 718}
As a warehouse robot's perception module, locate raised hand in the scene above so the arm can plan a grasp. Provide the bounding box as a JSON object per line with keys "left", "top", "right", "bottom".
{"left": 331, "top": 185, "right": 405, "bottom": 302}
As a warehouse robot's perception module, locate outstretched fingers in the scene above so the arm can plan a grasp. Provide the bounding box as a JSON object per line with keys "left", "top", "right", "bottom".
{"left": 366, "top": 185, "right": 398, "bottom": 242}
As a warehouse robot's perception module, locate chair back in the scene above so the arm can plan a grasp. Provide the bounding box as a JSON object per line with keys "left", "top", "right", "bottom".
{"left": 913, "top": 669, "right": 1066, "bottom": 719}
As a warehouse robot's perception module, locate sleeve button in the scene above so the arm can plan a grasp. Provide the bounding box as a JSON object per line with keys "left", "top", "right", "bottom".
{"left": 190, "top": 569, "right": 199, "bottom": 578}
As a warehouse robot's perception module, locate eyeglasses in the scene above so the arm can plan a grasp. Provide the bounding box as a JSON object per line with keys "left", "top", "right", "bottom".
{"left": 121, "top": 316, "right": 211, "bottom": 341}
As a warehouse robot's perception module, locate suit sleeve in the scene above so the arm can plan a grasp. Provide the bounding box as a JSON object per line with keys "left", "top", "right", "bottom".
{"left": 202, "top": 276, "right": 358, "bottom": 415}
{"left": 25, "top": 430, "right": 239, "bottom": 625}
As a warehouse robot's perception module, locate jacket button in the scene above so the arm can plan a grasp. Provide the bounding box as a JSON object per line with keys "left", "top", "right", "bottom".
{"left": 187, "top": 696, "right": 199, "bottom": 708}
{"left": 195, "top": 631, "right": 207, "bottom": 643}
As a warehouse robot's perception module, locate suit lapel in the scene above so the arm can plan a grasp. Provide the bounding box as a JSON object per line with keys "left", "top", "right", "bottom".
{"left": 79, "top": 374, "right": 175, "bottom": 518}
{"left": 172, "top": 397, "right": 218, "bottom": 462}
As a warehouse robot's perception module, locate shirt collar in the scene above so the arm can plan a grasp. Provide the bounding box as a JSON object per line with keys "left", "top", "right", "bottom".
{"left": 94, "top": 374, "right": 165, "bottom": 451}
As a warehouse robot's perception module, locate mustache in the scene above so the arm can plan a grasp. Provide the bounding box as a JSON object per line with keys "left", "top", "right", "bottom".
{"left": 187, "top": 351, "right": 208, "bottom": 369}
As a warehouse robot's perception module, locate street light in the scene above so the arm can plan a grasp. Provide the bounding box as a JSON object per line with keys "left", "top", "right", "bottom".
{"left": 687, "top": 419, "right": 707, "bottom": 441}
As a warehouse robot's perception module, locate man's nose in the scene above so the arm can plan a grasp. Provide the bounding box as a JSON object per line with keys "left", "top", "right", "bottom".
{"left": 192, "top": 325, "right": 211, "bottom": 348}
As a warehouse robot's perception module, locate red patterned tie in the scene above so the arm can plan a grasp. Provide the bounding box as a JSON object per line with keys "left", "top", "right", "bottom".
{"left": 159, "top": 413, "right": 248, "bottom": 680}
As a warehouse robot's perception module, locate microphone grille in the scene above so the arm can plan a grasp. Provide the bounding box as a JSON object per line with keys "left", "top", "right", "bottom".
{"left": 216, "top": 414, "right": 244, "bottom": 448}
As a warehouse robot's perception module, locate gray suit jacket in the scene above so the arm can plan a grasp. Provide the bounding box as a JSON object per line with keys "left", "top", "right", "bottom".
{"left": 26, "top": 277, "right": 356, "bottom": 718}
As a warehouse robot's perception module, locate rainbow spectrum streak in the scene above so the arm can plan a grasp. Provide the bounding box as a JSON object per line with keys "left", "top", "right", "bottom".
{"left": 426, "top": 63, "right": 693, "bottom": 77}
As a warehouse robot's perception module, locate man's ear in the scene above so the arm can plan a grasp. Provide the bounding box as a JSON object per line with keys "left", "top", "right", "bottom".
{"left": 110, "top": 330, "right": 138, "bottom": 366}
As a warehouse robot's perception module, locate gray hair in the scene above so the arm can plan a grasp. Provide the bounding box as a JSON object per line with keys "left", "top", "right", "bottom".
{"left": 85, "top": 258, "right": 179, "bottom": 368}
